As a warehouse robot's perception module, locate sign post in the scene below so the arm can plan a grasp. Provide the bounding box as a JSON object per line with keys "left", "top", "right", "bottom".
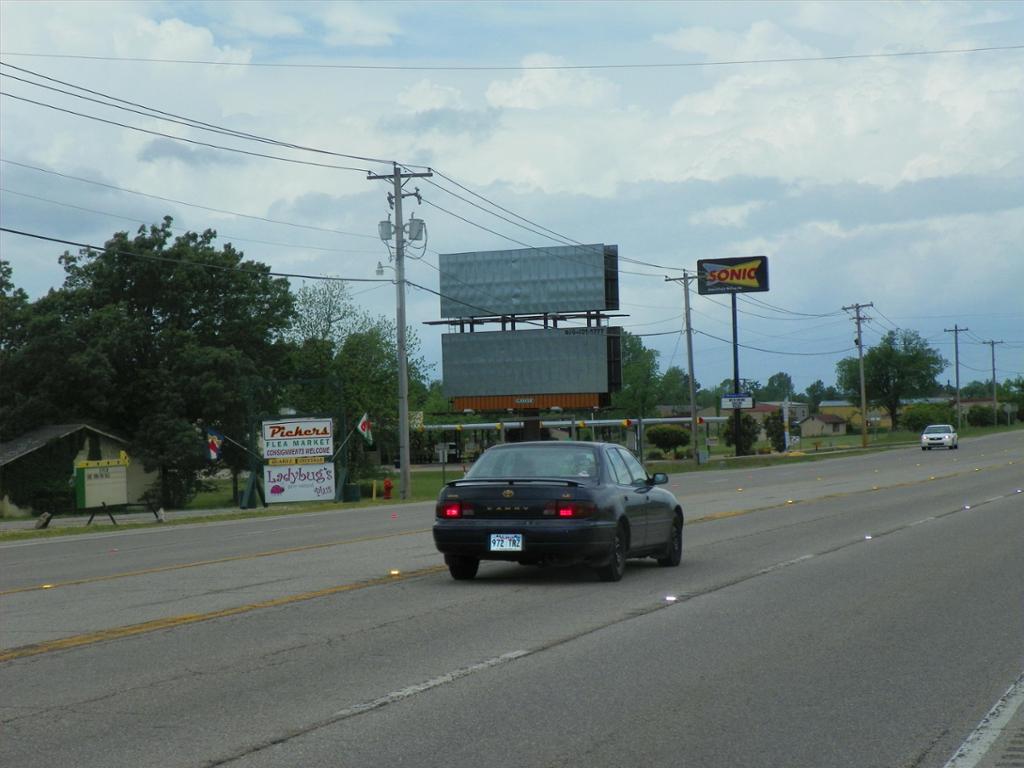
{"left": 698, "top": 256, "right": 769, "bottom": 455}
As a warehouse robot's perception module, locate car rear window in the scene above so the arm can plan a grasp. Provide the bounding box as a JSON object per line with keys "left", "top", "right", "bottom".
{"left": 467, "top": 445, "right": 600, "bottom": 481}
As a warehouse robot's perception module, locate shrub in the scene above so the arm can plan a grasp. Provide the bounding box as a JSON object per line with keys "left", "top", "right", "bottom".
{"left": 902, "top": 403, "right": 955, "bottom": 433}
{"left": 645, "top": 424, "right": 691, "bottom": 455}
{"left": 646, "top": 449, "right": 664, "bottom": 461}
{"left": 967, "top": 404, "right": 996, "bottom": 427}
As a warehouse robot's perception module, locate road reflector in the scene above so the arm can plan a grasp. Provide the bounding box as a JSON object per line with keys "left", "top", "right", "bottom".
{"left": 389, "top": 569, "right": 401, "bottom": 577}
{"left": 41, "top": 584, "right": 53, "bottom": 589}
{"left": 864, "top": 535, "right": 873, "bottom": 540}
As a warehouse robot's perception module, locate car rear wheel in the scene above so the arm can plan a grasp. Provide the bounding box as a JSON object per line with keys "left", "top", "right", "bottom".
{"left": 595, "top": 523, "right": 627, "bottom": 582}
{"left": 445, "top": 554, "right": 479, "bottom": 580}
{"left": 657, "top": 514, "right": 683, "bottom": 567}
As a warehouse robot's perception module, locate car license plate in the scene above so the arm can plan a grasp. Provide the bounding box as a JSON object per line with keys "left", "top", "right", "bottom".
{"left": 490, "top": 533, "right": 523, "bottom": 552}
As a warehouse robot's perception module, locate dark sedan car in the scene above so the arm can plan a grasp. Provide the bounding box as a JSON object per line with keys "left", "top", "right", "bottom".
{"left": 433, "top": 441, "right": 684, "bottom": 582}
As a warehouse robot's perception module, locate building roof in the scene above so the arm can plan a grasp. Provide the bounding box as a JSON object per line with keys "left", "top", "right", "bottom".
{"left": 0, "top": 424, "right": 127, "bottom": 468}
{"left": 819, "top": 400, "right": 854, "bottom": 408}
{"left": 802, "top": 413, "right": 847, "bottom": 425}
{"left": 748, "top": 403, "right": 780, "bottom": 413}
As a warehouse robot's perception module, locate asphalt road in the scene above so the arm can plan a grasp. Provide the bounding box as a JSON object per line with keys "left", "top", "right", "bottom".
{"left": 1, "top": 431, "right": 1021, "bottom": 767}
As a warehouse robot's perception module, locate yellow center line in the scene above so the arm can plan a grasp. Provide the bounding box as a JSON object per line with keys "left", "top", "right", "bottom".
{"left": 0, "top": 527, "right": 433, "bottom": 597}
{"left": 0, "top": 564, "right": 449, "bottom": 663}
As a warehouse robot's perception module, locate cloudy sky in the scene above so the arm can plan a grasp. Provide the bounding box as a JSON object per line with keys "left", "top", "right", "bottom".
{"left": 2, "top": 0, "right": 1022, "bottom": 397}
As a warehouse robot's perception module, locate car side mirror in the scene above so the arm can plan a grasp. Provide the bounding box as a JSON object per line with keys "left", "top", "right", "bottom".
{"left": 651, "top": 472, "right": 669, "bottom": 485}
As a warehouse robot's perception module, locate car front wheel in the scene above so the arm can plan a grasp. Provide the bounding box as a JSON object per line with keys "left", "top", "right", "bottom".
{"left": 445, "top": 554, "right": 479, "bottom": 580}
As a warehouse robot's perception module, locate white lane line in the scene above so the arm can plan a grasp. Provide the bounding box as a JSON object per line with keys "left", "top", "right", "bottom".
{"left": 331, "top": 650, "right": 529, "bottom": 719}
{"left": 755, "top": 554, "right": 814, "bottom": 576}
{"left": 943, "top": 671, "right": 1024, "bottom": 767}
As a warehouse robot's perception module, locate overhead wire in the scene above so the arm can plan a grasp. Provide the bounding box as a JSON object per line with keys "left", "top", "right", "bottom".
{"left": 0, "top": 61, "right": 398, "bottom": 166}
{"left": 1, "top": 159, "right": 380, "bottom": 240}
{"left": 0, "top": 227, "right": 392, "bottom": 284}
{"left": 695, "top": 328, "right": 856, "bottom": 357}
{"left": 0, "top": 91, "right": 373, "bottom": 173}
{"left": 2, "top": 44, "right": 1020, "bottom": 70}
{"left": 0, "top": 187, "right": 382, "bottom": 255}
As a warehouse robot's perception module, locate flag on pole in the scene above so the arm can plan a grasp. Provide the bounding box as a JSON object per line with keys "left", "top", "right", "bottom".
{"left": 357, "top": 413, "right": 373, "bottom": 445}
{"left": 206, "top": 429, "right": 225, "bottom": 461}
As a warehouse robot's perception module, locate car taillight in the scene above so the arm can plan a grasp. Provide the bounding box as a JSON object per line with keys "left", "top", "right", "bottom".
{"left": 437, "top": 500, "right": 473, "bottom": 518}
{"left": 545, "top": 501, "right": 595, "bottom": 518}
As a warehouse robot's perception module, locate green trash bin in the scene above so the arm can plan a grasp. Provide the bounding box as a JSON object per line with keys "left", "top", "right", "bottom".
{"left": 342, "top": 484, "right": 361, "bottom": 502}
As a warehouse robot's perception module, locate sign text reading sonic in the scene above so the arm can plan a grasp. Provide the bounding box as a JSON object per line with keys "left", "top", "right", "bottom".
{"left": 696, "top": 256, "right": 769, "bottom": 295}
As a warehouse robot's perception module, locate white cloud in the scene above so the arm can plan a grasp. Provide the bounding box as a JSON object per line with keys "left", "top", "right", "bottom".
{"left": 689, "top": 202, "right": 764, "bottom": 228}
{"left": 317, "top": 2, "right": 399, "bottom": 47}
{"left": 485, "top": 54, "right": 617, "bottom": 109}
{"left": 654, "top": 20, "right": 820, "bottom": 61}
{"left": 397, "top": 80, "right": 465, "bottom": 112}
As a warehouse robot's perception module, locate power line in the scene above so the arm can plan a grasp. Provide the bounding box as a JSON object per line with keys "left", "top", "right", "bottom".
{"left": 0, "top": 61, "right": 400, "bottom": 166}
{"left": 0, "top": 187, "right": 382, "bottom": 255}
{"left": 738, "top": 294, "right": 842, "bottom": 318}
{"left": 695, "top": 328, "right": 855, "bottom": 357}
{"left": 2, "top": 44, "right": 1019, "bottom": 71}
{"left": 0, "top": 91, "right": 372, "bottom": 173}
{"left": 1, "top": 159, "right": 379, "bottom": 240}
{"left": 0, "top": 227, "right": 392, "bottom": 284}
{"left": 420, "top": 197, "right": 667, "bottom": 278}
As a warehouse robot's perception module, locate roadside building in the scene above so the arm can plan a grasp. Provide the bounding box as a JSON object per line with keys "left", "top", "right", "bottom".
{"left": 0, "top": 424, "right": 156, "bottom": 516}
{"left": 798, "top": 413, "right": 848, "bottom": 438}
{"left": 819, "top": 400, "right": 892, "bottom": 429}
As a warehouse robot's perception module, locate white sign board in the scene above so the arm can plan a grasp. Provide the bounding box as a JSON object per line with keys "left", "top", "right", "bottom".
{"left": 264, "top": 462, "right": 335, "bottom": 503}
{"left": 721, "top": 393, "right": 755, "bottom": 410}
{"left": 261, "top": 418, "right": 334, "bottom": 460}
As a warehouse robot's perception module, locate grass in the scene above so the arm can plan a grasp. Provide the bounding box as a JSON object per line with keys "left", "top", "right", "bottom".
{"left": 4, "top": 421, "right": 1019, "bottom": 543}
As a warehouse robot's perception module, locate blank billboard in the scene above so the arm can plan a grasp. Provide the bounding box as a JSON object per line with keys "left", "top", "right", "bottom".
{"left": 442, "top": 327, "right": 621, "bottom": 397}
{"left": 439, "top": 245, "right": 618, "bottom": 318}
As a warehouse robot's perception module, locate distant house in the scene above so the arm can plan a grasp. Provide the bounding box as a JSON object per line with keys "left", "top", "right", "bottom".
{"left": 744, "top": 403, "right": 780, "bottom": 440}
{"left": 653, "top": 404, "right": 717, "bottom": 421}
{"left": 0, "top": 424, "right": 156, "bottom": 516}
{"left": 761, "top": 401, "right": 810, "bottom": 423}
{"left": 799, "top": 413, "right": 848, "bottom": 437}
{"left": 819, "top": 400, "right": 892, "bottom": 429}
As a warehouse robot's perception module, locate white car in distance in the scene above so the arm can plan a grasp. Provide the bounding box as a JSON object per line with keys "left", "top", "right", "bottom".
{"left": 921, "top": 424, "right": 958, "bottom": 450}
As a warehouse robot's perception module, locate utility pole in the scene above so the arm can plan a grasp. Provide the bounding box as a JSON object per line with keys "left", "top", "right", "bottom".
{"left": 944, "top": 325, "right": 968, "bottom": 430}
{"left": 368, "top": 163, "right": 433, "bottom": 500}
{"left": 984, "top": 340, "right": 1004, "bottom": 427}
{"left": 665, "top": 271, "right": 702, "bottom": 465}
{"left": 843, "top": 302, "right": 873, "bottom": 449}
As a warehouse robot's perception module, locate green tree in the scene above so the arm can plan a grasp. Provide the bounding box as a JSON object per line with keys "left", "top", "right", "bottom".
{"left": 645, "top": 424, "right": 691, "bottom": 457}
{"left": 657, "top": 366, "right": 698, "bottom": 405}
{"left": 1, "top": 219, "right": 295, "bottom": 507}
{"left": 836, "top": 330, "right": 946, "bottom": 431}
{"left": 723, "top": 412, "right": 760, "bottom": 456}
{"left": 804, "top": 379, "right": 839, "bottom": 414}
{"left": 759, "top": 372, "right": 794, "bottom": 401}
{"left": 763, "top": 411, "right": 787, "bottom": 452}
{"left": 611, "top": 332, "right": 660, "bottom": 418}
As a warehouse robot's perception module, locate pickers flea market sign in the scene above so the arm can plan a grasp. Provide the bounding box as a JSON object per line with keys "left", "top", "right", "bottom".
{"left": 261, "top": 418, "right": 334, "bottom": 460}
{"left": 696, "top": 256, "right": 769, "bottom": 295}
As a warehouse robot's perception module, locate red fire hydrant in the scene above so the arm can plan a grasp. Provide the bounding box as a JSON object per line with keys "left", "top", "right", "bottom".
{"left": 382, "top": 477, "right": 393, "bottom": 500}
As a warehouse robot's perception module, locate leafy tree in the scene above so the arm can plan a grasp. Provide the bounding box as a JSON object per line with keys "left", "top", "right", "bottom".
{"left": 1, "top": 219, "right": 295, "bottom": 507}
{"left": 960, "top": 380, "right": 992, "bottom": 399}
{"left": 804, "top": 380, "right": 839, "bottom": 414}
{"left": 611, "top": 332, "right": 660, "bottom": 418}
{"left": 645, "top": 424, "right": 690, "bottom": 457}
{"left": 763, "top": 411, "right": 787, "bottom": 452}
{"left": 723, "top": 412, "right": 760, "bottom": 456}
{"left": 657, "top": 366, "right": 698, "bottom": 405}
{"left": 835, "top": 330, "right": 946, "bottom": 431}
{"left": 759, "top": 372, "right": 794, "bottom": 401}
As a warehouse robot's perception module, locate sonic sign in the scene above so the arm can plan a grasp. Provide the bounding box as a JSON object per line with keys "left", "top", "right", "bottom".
{"left": 696, "top": 256, "right": 769, "bottom": 295}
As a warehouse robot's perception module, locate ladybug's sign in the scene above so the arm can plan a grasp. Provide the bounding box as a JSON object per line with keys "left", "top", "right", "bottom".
{"left": 697, "top": 256, "right": 769, "bottom": 295}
